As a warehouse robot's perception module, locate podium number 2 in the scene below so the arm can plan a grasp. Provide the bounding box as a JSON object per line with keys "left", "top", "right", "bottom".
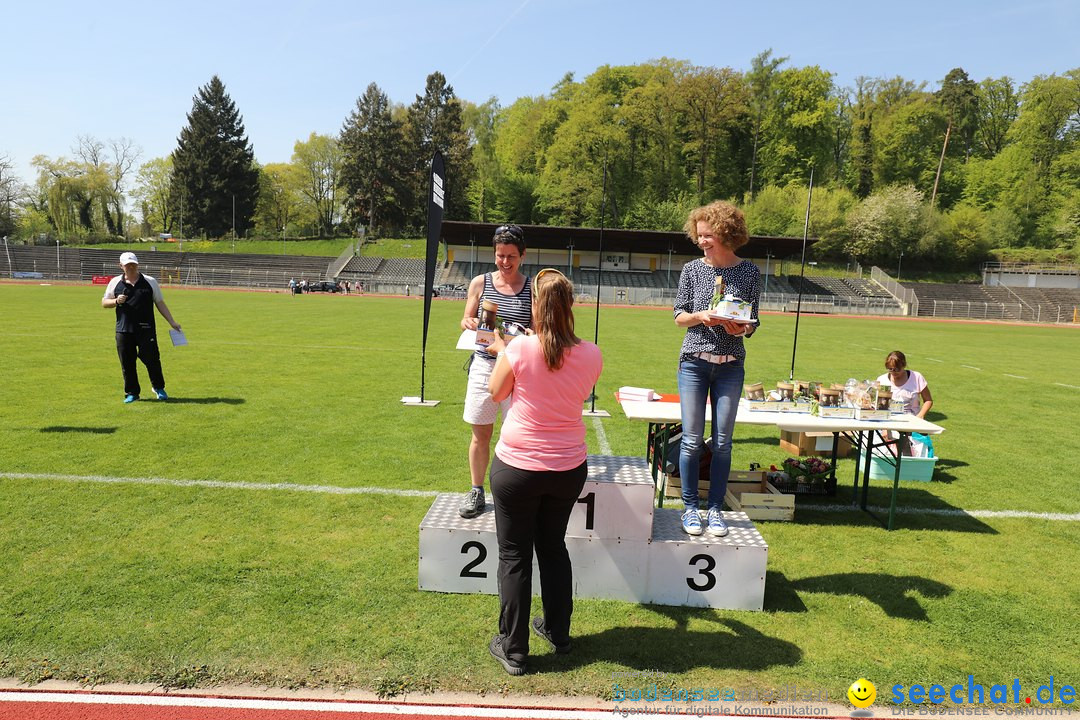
{"left": 687, "top": 553, "right": 716, "bottom": 591}
{"left": 576, "top": 492, "right": 595, "bottom": 530}
{"left": 460, "top": 541, "right": 487, "bottom": 578}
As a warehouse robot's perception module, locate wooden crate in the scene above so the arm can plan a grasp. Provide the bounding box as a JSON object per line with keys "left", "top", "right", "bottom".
{"left": 725, "top": 478, "right": 795, "bottom": 521}
{"left": 664, "top": 470, "right": 769, "bottom": 501}
{"left": 779, "top": 430, "right": 851, "bottom": 458}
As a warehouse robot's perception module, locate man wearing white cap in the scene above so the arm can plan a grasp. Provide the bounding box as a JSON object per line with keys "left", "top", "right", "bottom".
{"left": 101, "top": 252, "right": 182, "bottom": 403}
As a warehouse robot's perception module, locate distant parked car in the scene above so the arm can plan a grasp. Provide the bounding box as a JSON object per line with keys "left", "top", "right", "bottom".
{"left": 308, "top": 281, "right": 338, "bottom": 293}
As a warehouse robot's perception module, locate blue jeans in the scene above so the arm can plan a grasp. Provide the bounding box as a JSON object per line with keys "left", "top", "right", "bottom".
{"left": 678, "top": 357, "right": 744, "bottom": 511}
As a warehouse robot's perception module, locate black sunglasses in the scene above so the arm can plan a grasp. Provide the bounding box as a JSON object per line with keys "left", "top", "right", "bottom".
{"left": 494, "top": 224, "right": 523, "bottom": 239}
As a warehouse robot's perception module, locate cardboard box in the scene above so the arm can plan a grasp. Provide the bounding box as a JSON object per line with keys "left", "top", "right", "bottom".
{"left": 779, "top": 430, "right": 851, "bottom": 458}
{"left": 664, "top": 470, "right": 765, "bottom": 500}
{"left": 725, "top": 478, "right": 795, "bottom": 521}
{"left": 860, "top": 452, "right": 937, "bottom": 482}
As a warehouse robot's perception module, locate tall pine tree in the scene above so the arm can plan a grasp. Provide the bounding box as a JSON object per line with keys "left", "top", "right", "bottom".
{"left": 172, "top": 76, "right": 259, "bottom": 238}
{"left": 339, "top": 82, "right": 407, "bottom": 236}
{"left": 405, "top": 72, "right": 474, "bottom": 227}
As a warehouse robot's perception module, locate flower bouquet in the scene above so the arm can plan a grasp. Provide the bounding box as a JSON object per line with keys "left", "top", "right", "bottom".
{"left": 781, "top": 456, "right": 832, "bottom": 494}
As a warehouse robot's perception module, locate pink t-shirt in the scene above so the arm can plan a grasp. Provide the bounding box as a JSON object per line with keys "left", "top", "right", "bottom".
{"left": 876, "top": 369, "right": 928, "bottom": 415}
{"left": 495, "top": 335, "right": 603, "bottom": 472}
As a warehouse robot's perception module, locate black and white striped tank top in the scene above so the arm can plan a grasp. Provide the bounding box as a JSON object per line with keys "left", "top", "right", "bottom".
{"left": 474, "top": 273, "right": 533, "bottom": 359}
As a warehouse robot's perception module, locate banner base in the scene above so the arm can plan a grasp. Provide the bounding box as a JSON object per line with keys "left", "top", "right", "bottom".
{"left": 402, "top": 397, "right": 440, "bottom": 407}
{"left": 582, "top": 409, "right": 611, "bottom": 417}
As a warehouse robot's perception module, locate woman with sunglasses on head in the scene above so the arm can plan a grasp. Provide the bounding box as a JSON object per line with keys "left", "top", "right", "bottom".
{"left": 482, "top": 269, "right": 602, "bottom": 676}
{"left": 458, "top": 224, "right": 534, "bottom": 519}
{"left": 673, "top": 201, "right": 761, "bottom": 538}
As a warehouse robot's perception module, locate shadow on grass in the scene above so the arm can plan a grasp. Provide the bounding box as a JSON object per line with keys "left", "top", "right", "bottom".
{"left": 929, "top": 457, "right": 968, "bottom": 483}
{"left": 161, "top": 397, "right": 246, "bottom": 405}
{"left": 765, "top": 572, "right": 952, "bottom": 621}
{"left": 40, "top": 426, "right": 118, "bottom": 434}
{"left": 792, "top": 485, "right": 997, "bottom": 534}
{"left": 535, "top": 615, "right": 801, "bottom": 674}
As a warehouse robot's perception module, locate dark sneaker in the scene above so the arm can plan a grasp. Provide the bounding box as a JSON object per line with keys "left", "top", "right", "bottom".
{"left": 459, "top": 487, "right": 485, "bottom": 518}
{"left": 124, "top": 394, "right": 138, "bottom": 404}
{"left": 531, "top": 616, "right": 571, "bottom": 654}
{"left": 153, "top": 388, "right": 168, "bottom": 401}
{"left": 489, "top": 634, "right": 526, "bottom": 676}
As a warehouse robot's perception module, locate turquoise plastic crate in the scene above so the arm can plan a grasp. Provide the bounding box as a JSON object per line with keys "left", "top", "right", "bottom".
{"left": 860, "top": 452, "right": 937, "bottom": 482}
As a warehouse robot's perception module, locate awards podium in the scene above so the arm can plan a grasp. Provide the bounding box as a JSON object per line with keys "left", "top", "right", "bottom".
{"left": 418, "top": 456, "right": 768, "bottom": 610}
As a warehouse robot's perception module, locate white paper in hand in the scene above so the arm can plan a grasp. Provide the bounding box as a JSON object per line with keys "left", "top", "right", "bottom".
{"left": 169, "top": 329, "right": 188, "bottom": 347}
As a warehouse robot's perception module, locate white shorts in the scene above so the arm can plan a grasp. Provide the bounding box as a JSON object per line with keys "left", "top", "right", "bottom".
{"left": 463, "top": 354, "right": 510, "bottom": 426}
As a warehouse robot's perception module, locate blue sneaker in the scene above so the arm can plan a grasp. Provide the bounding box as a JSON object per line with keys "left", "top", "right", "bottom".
{"left": 681, "top": 508, "right": 703, "bottom": 536}
{"left": 124, "top": 394, "right": 138, "bottom": 404}
{"left": 707, "top": 508, "right": 729, "bottom": 537}
{"left": 153, "top": 388, "right": 168, "bottom": 401}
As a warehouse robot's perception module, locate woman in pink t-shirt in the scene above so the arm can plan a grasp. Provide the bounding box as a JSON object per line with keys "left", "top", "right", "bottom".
{"left": 876, "top": 350, "right": 934, "bottom": 456}
{"left": 482, "top": 269, "right": 602, "bottom": 676}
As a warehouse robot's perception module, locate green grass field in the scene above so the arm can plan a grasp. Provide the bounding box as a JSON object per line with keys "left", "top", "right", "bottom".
{"left": 1, "top": 282, "right": 1078, "bottom": 704}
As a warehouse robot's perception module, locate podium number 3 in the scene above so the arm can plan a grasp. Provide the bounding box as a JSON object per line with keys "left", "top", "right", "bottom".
{"left": 687, "top": 553, "right": 716, "bottom": 591}
{"left": 460, "top": 540, "right": 487, "bottom": 578}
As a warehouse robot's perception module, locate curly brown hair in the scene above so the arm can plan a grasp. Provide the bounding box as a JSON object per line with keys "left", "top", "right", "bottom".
{"left": 683, "top": 201, "right": 749, "bottom": 251}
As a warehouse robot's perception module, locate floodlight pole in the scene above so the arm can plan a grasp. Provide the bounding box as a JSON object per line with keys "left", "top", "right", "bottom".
{"left": 789, "top": 167, "right": 814, "bottom": 382}
{"left": 586, "top": 148, "right": 610, "bottom": 417}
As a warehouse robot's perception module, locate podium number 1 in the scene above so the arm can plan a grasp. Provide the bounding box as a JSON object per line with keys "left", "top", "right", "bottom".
{"left": 460, "top": 540, "right": 488, "bottom": 578}
{"left": 576, "top": 492, "right": 595, "bottom": 530}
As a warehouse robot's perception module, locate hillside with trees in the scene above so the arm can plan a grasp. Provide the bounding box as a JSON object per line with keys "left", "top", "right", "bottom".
{"left": 4, "top": 56, "right": 1078, "bottom": 271}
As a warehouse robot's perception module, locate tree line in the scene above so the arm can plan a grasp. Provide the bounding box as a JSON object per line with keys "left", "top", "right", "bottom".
{"left": 3, "top": 53, "right": 1078, "bottom": 270}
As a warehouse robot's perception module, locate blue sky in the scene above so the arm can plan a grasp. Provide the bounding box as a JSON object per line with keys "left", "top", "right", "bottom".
{"left": 3, "top": 0, "right": 1077, "bottom": 186}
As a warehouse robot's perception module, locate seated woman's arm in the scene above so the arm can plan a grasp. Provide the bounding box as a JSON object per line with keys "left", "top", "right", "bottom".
{"left": 916, "top": 386, "right": 933, "bottom": 419}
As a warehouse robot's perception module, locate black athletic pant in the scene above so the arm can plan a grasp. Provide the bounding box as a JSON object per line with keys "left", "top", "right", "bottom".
{"left": 490, "top": 454, "right": 587, "bottom": 663}
{"left": 116, "top": 330, "right": 164, "bottom": 397}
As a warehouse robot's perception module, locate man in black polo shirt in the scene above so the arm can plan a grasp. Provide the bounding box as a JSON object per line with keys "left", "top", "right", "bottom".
{"left": 101, "top": 252, "right": 182, "bottom": 403}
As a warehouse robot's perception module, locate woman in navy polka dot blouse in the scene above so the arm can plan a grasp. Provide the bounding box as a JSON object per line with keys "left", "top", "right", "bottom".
{"left": 672, "top": 201, "right": 761, "bottom": 537}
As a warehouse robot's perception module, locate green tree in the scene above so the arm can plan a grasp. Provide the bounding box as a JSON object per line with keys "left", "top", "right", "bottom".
{"left": 291, "top": 133, "right": 342, "bottom": 237}
{"left": 975, "top": 76, "right": 1018, "bottom": 157}
{"left": 171, "top": 75, "right": 260, "bottom": 238}
{"left": 677, "top": 64, "right": 749, "bottom": 200}
{"left": 404, "top": 72, "right": 474, "bottom": 227}
{"left": 0, "top": 154, "right": 20, "bottom": 238}
{"left": 339, "top": 82, "right": 407, "bottom": 236}
{"left": 462, "top": 97, "right": 501, "bottom": 222}
{"left": 746, "top": 49, "right": 788, "bottom": 198}
{"left": 254, "top": 162, "right": 307, "bottom": 237}
{"left": 132, "top": 156, "right": 174, "bottom": 234}
{"left": 757, "top": 65, "right": 838, "bottom": 187}
{"left": 930, "top": 68, "right": 979, "bottom": 207}
{"left": 846, "top": 184, "right": 926, "bottom": 264}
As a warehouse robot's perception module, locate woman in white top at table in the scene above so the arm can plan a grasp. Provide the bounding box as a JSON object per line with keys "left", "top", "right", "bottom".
{"left": 876, "top": 350, "right": 933, "bottom": 419}
{"left": 876, "top": 350, "right": 934, "bottom": 456}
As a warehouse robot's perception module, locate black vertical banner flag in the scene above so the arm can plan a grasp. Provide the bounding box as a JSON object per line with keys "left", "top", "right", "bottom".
{"left": 420, "top": 150, "right": 445, "bottom": 402}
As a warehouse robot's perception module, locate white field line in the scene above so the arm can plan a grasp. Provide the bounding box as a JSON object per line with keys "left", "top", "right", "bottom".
{"left": 810, "top": 504, "right": 1080, "bottom": 522}
{"left": 0, "top": 472, "right": 438, "bottom": 498}
{"left": 0, "top": 690, "right": 613, "bottom": 719}
{"left": 925, "top": 358, "right": 945, "bottom": 363}
{"left": 961, "top": 364, "right": 982, "bottom": 371}
{"left": 4, "top": 471, "right": 1078, "bottom": 522}
{"left": 1054, "top": 382, "right": 1080, "bottom": 390}
{"left": 1004, "top": 374, "right": 1027, "bottom": 380}
{"left": 592, "top": 417, "right": 612, "bottom": 455}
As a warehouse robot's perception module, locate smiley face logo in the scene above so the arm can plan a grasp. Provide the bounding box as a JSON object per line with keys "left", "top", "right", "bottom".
{"left": 848, "top": 678, "right": 876, "bottom": 708}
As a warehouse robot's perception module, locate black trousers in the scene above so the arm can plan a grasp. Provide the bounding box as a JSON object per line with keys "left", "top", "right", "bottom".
{"left": 116, "top": 330, "right": 164, "bottom": 397}
{"left": 490, "top": 454, "right": 587, "bottom": 663}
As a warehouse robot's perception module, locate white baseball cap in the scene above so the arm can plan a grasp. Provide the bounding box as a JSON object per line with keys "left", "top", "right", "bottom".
{"left": 119, "top": 251, "right": 139, "bottom": 265}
